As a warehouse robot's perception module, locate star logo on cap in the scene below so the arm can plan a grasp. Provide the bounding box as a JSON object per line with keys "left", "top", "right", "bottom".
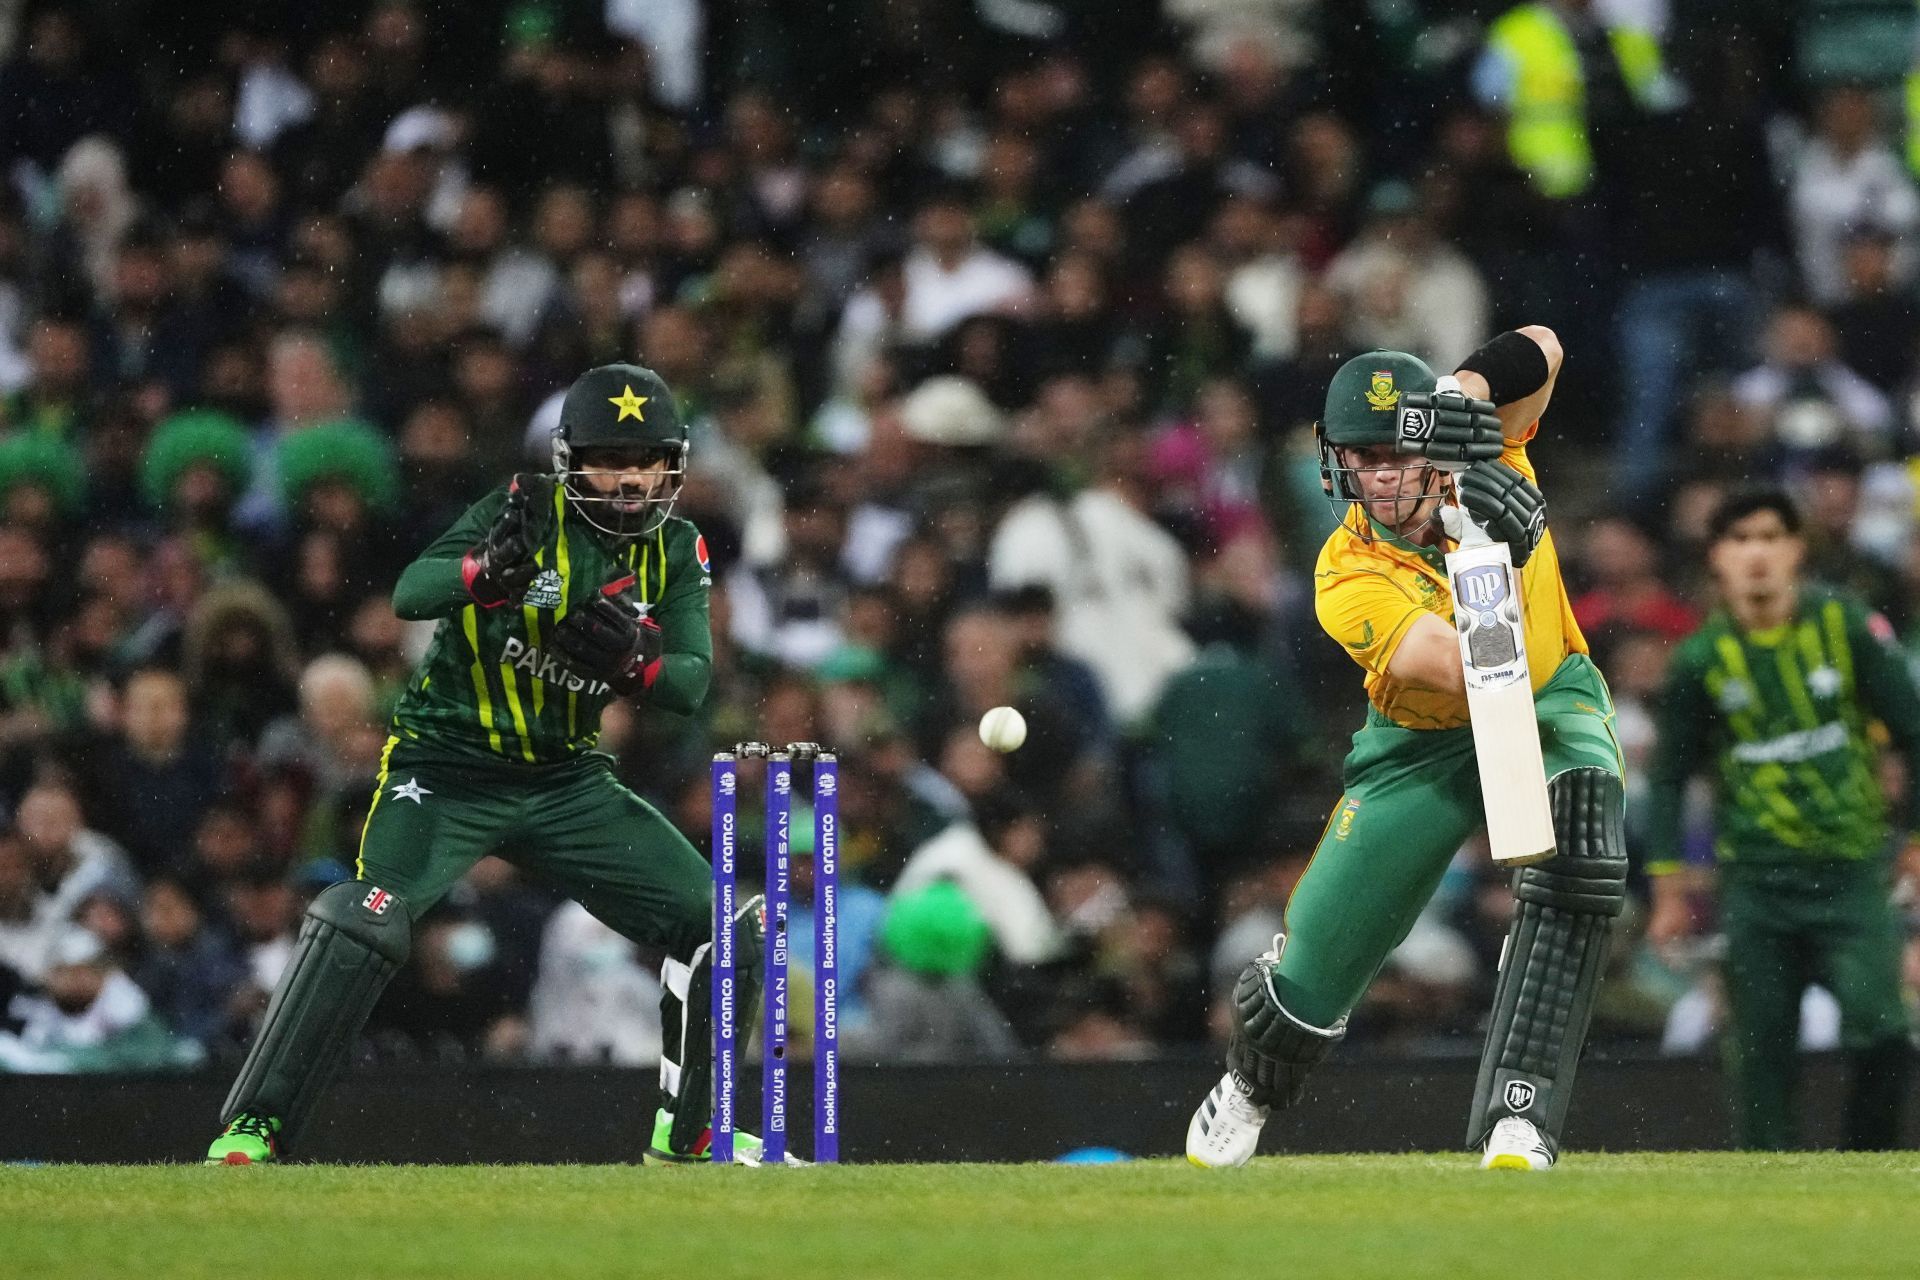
{"left": 608, "top": 384, "right": 649, "bottom": 422}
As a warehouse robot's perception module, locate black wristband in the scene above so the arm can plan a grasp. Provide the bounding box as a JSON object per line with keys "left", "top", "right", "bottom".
{"left": 1457, "top": 330, "right": 1550, "bottom": 407}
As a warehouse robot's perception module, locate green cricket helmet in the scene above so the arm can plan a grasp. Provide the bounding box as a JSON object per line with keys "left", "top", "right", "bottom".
{"left": 552, "top": 363, "right": 688, "bottom": 539}
{"left": 1314, "top": 347, "right": 1438, "bottom": 495}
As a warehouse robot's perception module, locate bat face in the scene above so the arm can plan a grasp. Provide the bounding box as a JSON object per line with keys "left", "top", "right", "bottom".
{"left": 1446, "top": 538, "right": 1556, "bottom": 866}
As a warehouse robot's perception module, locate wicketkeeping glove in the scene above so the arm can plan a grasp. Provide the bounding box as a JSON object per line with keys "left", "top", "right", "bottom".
{"left": 549, "top": 577, "right": 664, "bottom": 695}
{"left": 1457, "top": 458, "right": 1547, "bottom": 566}
{"left": 462, "top": 474, "right": 551, "bottom": 607}
{"left": 1398, "top": 388, "right": 1503, "bottom": 466}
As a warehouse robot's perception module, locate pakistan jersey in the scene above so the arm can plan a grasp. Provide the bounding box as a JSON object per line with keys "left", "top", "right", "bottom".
{"left": 1644, "top": 586, "right": 1920, "bottom": 870}
{"left": 389, "top": 480, "right": 712, "bottom": 763}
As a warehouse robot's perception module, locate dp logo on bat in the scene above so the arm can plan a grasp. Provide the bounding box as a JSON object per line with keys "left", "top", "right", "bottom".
{"left": 1458, "top": 566, "right": 1508, "bottom": 613}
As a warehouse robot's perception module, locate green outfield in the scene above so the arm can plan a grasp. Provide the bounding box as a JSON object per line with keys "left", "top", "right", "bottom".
{"left": 4, "top": 1154, "right": 1917, "bottom": 1279}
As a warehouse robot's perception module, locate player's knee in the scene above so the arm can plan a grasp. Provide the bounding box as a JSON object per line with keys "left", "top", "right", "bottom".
{"left": 1519, "top": 769, "right": 1627, "bottom": 917}
{"left": 306, "top": 880, "right": 414, "bottom": 964}
{"left": 657, "top": 886, "right": 710, "bottom": 960}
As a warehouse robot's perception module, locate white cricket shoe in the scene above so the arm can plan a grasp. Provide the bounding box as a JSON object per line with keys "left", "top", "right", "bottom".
{"left": 1186, "top": 1073, "right": 1270, "bottom": 1168}
{"left": 1480, "top": 1116, "right": 1554, "bottom": 1171}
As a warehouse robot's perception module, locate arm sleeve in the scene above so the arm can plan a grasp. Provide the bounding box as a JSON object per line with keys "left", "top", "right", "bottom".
{"left": 1849, "top": 603, "right": 1920, "bottom": 839}
{"left": 391, "top": 489, "right": 509, "bottom": 621}
{"left": 1642, "top": 642, "right": 1711, "bottom": 875}
{"left": 641, "top": 523, "right": 713, "bottom": 715}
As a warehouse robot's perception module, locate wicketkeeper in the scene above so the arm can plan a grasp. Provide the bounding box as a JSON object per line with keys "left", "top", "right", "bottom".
{"left": 208, "top": 363, "right": 764, "bottom": 1165}
{"left": 1186, "top": 328, "right": 1627, "bottom": 1171}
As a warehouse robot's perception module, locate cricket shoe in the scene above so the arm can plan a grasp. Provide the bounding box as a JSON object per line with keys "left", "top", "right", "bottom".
{"left": 205, "top": 1110, "right": 280, "bottom": 1165}
{"left": 1480, "top": 1116, "right": 1554, "bottom": 1171}
{"left": 1186, "top": 1073, "right": 1270, "bottom": 1168}
{"left": 642, "top": 1110, "right": 808, "bottom": 1167}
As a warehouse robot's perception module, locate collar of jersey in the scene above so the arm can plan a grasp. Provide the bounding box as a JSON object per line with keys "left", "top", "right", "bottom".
{"left": 1350, "top": 506, "right": 1450, "bottom": 573}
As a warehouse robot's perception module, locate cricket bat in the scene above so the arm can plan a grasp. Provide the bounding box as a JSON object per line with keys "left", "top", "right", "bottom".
{"left": 1431, "top": 377, "right": 1556, "bottom": 867}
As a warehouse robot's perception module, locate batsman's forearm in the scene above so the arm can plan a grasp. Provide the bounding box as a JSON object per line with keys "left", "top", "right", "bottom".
{"left": 393, "top": 556, "right": 474, "bottom": 621}
{"left": 642, "top": 652, "right": 710, "bottom": 715}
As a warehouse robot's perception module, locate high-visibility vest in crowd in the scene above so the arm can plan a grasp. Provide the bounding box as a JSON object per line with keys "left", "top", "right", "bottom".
{"left": 1487, "top": 2, "right": 1665, "bottom": 198}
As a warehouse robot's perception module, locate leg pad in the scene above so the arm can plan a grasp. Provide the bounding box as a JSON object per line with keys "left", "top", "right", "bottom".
{"left": 1227, "top": 938, "right": 1347, "bottom": 1108}
{"left": 220, "top": 881, "right": 412, "bottom": 1153}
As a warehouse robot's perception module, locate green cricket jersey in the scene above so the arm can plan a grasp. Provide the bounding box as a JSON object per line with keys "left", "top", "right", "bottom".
{"left": 389, "top": 480, "right": 712, "bottom": 763}
{"left": 1643, "top": 586, "right": 1920, "bottom": 871}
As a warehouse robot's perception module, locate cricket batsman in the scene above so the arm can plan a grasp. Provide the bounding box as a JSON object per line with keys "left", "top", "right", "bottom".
{"left": 1644, "top": 489, "right": 1917, "bottom": 1150}
{"left": 1187, "top": 327, "right": 1628, "bottom": 1171}
{"left": 207, "top": 363, "right": 765, "bottom": 1165}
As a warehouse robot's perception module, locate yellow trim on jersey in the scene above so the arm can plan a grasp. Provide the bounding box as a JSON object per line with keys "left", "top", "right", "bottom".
{"left": 355, "top": 735, "right": 400, "bottom": 880}
{"left": 462, "top": 605, "right": 505, "bottom": 755}
{"left": 498, "top": 661, "right": 537, "bottom": 763}
{"left": 524, "top": 546, "right": 546, "bottom": 717}
{"left": 554, "top": 488, "right": 578, "bottom": 742}
{"left": 1822, "top": 600, "right": 1853, "bottom": 692}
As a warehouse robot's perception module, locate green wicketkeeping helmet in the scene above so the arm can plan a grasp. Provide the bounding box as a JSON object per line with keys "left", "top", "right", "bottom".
{"left": 552, "top": 363, "right": 688, "bottom": 538}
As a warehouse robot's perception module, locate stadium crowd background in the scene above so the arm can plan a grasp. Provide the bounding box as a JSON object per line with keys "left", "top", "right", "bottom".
{"left": 2, "top": 0, "right": 1918, "bottom": 1075}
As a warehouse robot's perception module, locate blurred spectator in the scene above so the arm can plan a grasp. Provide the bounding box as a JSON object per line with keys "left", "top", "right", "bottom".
{"left": 1472, "top": 0, "right": 1672, "bottom": 202}
{"left": 131, "top": 876, "right": 246, "bottom": 1049}
{"left": 1570, "top": 517, "right": 1702, "bottom": 642}
{"left": 181, "top": 582, "right": 302, "bottom": 753}
{"left": 990, "top": 432, "right": 1195, "bottom": 727}
{"left": 95, "top": 666, "right": 223, "bottom": 875}
{"left": 1324, "top": 180, "right": 1490, "bottom": 370}
{"left": 1828, "top": 225, "right": 1919, "bottom": 396}
{"left": 527, "top": 901, "right": 664, "bottom": 1065}
{"left": 0, "top": 926, "right": 202, "bottom": 1073}
{"left": 1788, "top": 84, "right": 1919, "bottom": 305}
{"left": 901, "top": 187, "right": 1035, "bottom": 341}
{"left": 257, "top": 654, "right": 386, "bottom": 805}
{"left": 1731, "top": 303, "right": 1893, "bottom": 458}
{"left": 15, "top": 778, "right": 139, "bottom": 962}
{"left": 844, "top": 880, "right": 1020, "bottom": 1061}
{"left": 894, "top": 789, "right": 1063, "bottom": 965}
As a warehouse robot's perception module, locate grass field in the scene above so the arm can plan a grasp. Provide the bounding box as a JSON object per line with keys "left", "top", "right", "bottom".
{"left": 4, "top": 1154, "right": 1917, "bottom": 1279}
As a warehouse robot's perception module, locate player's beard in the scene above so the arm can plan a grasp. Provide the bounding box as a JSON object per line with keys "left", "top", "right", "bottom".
{"left": 567, "top": 476, "right": 679, "bottom": 540}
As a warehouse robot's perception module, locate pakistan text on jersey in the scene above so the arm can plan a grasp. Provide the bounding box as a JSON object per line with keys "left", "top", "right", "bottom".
{"left": 1728, "top": 721, "right": 1851, "bottom": 766}
{"left": 499, "top": 636, "right": 613, "bottom": 697}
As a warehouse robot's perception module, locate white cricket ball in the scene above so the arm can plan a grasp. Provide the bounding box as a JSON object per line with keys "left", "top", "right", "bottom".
{"left": 977, "top": 705, "right": 1028, "bottom": 753}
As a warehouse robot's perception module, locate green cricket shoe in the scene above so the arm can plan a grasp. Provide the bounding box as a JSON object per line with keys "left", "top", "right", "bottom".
{"left": 206, "top": 1111, "right": 281, "bottom": 1165}
{"left": 643, "top": 1110, "right": 801, "bottom": 1167}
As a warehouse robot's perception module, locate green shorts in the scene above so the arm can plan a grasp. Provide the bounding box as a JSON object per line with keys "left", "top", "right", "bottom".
{"left": 1274, "top": 653, "right": 1623, "bottom": 1026}
{"left": 354, "top": 737, "right": 710, "bottom": 956}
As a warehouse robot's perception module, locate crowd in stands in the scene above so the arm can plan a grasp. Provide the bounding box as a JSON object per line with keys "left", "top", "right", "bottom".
{"left": 2, "top": 0, "right": 1918, "bottom": 1073}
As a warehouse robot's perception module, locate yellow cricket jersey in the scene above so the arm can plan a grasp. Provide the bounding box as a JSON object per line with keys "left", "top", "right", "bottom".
{"left": 1313, "top": 430, "right": 1587, "bottom": 730}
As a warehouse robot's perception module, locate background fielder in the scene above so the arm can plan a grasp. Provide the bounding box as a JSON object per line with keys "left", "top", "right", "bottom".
{"left": 1188, "top": 326, "right": 1628, "bottom": 1171}
{"left": 1644, "top": 490, "right": 1918, "bottom": 1150}
{"left": 205, "top": 362, "right": 758, "bottom": 1165}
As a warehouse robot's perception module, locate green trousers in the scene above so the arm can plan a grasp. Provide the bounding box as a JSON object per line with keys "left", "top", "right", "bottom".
{"left": 1719, "top": 860, "right": 1910, "bottom": 1150}
{"left": 356, "top": 738, "right": 711, "bottom": 957}
{"left": 1277, "top": 653, "right": 1623, "bottom": 1026}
